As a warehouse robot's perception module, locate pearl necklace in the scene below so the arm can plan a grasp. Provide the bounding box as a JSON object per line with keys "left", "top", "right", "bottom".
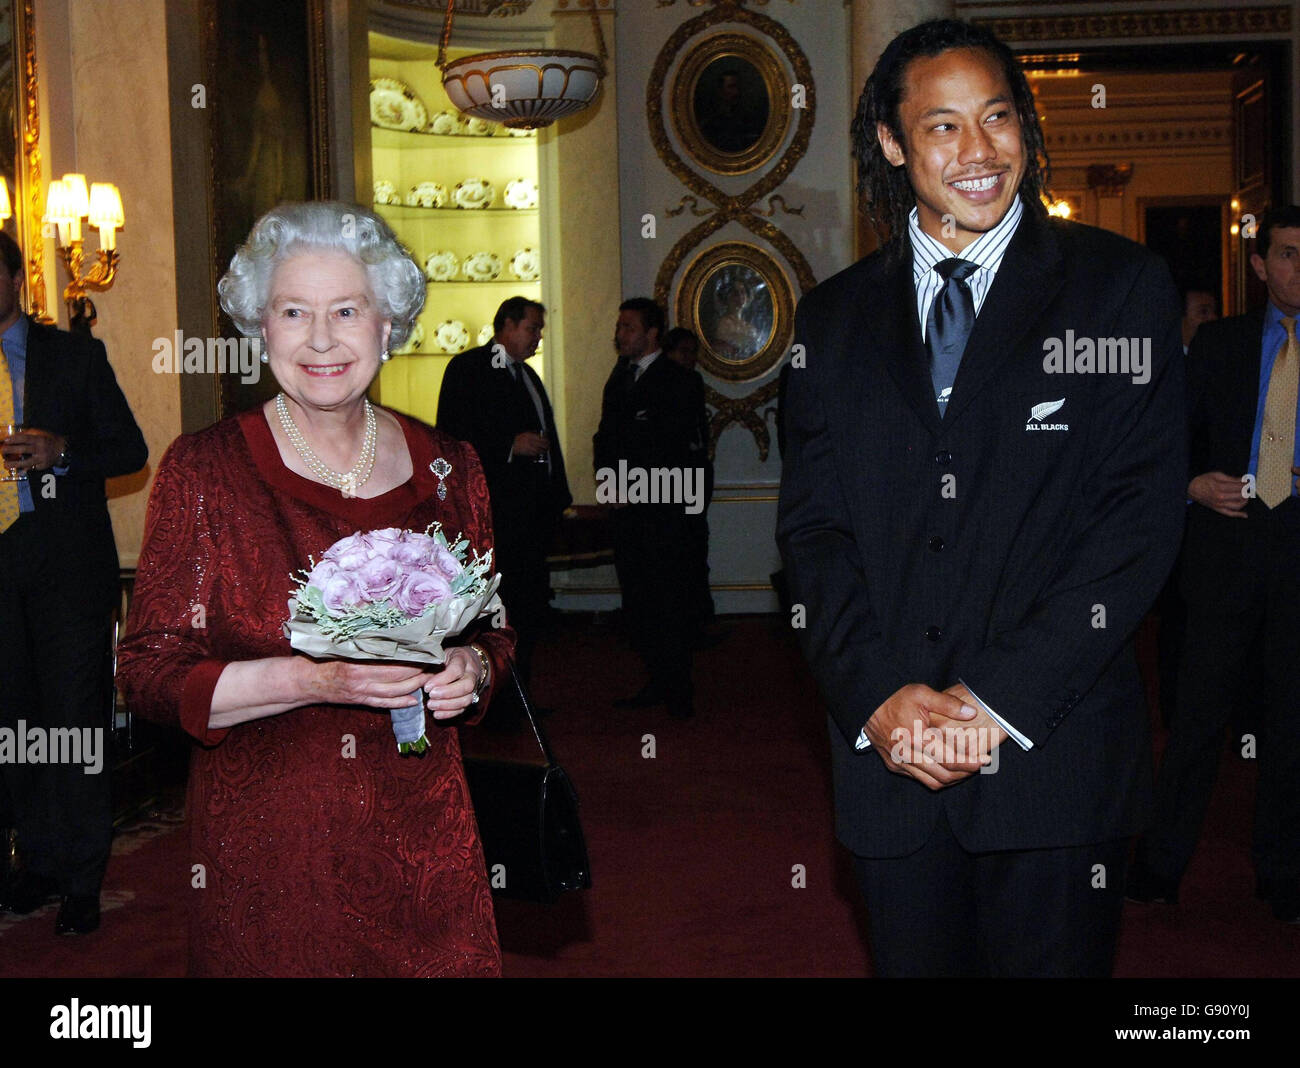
{"left": 275, "top": 393, "right": 377, "bottom": 494}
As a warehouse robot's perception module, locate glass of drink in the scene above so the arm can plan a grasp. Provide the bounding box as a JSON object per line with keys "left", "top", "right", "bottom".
{"left": 1, "top": 423, "right": 28, "bottom": 482}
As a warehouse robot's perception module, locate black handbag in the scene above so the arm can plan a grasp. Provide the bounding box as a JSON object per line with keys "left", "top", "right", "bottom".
{"left": 462, "top": 661, "right": 591, "bottom": 903}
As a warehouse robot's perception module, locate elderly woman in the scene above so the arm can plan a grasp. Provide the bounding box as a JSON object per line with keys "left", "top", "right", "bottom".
{"left": 116, "top": 202, "right": 513, "bottom": 977}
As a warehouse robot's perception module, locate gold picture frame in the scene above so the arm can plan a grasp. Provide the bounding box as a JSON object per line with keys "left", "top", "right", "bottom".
{"left": 677, "top": 242, "right": 792, "bottom": 383}
{"left": 669, "top": 32, "right": 790, "bottom": 177}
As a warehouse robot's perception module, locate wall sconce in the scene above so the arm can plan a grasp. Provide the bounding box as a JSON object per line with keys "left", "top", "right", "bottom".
{"left": 42, "top": 172, "right": 123, "bottom": 333}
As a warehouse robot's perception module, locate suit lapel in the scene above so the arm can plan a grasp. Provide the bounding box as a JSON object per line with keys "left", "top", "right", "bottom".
{"left": 1231, "top": 309, "right": 1265, "bottom": 456}
{"left": 870, "top": 258, "right": 942, "bottom": 435}
{"left": 944, "top": 210, "right": 1065, "bottom": 425}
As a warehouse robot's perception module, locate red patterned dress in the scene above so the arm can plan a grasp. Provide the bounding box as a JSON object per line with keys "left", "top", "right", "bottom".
{"left": 116, "top": 408, "right": 511, "bottom": 977}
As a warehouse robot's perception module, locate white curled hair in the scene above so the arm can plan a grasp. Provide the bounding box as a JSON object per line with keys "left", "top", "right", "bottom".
{"left": 217, "top": 201, "right": 426, "bottom": 348}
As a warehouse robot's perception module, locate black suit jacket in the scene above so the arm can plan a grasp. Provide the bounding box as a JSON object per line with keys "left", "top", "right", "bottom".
{"left": 16, "top": 317, "right": 147, "bottom": 601}
{"left": 1180, "top": 308, "right": 1300, "bottom": 605}
{"left": 776, "top": 208, "right": 1187, "bottom": 856}
{"left": 436, "top": 343, "right": 571, "bottom": 537}
{"left": 593, "top": 353, "right": 705, "bottom": 500}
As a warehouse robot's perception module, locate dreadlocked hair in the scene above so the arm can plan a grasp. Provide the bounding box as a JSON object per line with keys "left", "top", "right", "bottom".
{"left": 851, "top": 19, "right": 1051, "bottom": 256}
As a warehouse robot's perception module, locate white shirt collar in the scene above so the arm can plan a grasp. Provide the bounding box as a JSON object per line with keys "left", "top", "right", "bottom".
{"left": 909, "top": 195, "right": 1024, "bottom": 282}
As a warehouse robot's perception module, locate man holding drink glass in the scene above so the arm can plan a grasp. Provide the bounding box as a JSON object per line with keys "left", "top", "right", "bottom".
{"left": 0, "top": 229, "right": 146, "bottom": 935}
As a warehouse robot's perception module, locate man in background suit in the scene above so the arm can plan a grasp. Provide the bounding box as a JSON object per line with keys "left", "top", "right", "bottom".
{"left": 776, "top": 20, "right": 1186, "bottom": 976}
{"left": 437, "top": 296, "right": 570, "bottom": 689}
{"left": 595, "top": 299, "right": 706, "bottom": 719}
{"left": 1130, "top": 206, "right": 1300, "bottom": 924}
{"left": 0, "top": 230, "right": 147, "bottom": 934}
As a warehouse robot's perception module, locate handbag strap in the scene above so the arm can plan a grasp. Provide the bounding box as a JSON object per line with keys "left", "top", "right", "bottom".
{"left": 504, "top": 656, "right": 557, "bottom": 767}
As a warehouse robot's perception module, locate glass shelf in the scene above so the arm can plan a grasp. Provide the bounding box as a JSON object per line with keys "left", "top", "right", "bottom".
{"left": 427, "top": 279, "right": 542, "bottom": 286}
{"left": 371, "top": 124, "right": 536, "bottom": 144}
{"left": 375, "top": 204, "right": 539, "bottom": 218}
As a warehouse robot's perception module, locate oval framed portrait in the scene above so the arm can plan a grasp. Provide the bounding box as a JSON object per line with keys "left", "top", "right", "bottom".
{"left": 670, "top": 32, "right": 790, "bottom": 176}
{"left": 677, "top": 242, "right": 793, "bottom": 383}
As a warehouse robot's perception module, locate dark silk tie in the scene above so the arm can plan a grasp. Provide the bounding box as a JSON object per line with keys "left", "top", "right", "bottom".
{"left": 925, "top": 257, "right": 979, "bottom": 416}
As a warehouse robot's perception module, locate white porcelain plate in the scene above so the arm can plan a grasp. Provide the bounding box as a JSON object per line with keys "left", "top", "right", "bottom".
{"left": 424, "top": 250, "right": 459, "bottom": 282}
{"left": 477, "top": 324, "right": 495, "bottom": 346}
{"left": 428, "top": 110, "right": 463, "bottom": 136}
{"left": 462, "top": 251, "right": 502, "bottom": 282}
{"left": 405, "top": 181, "right": 449, "bottom": 209}
{"left": 435, "top": 320, "right": 471, "bottom": 354}
{"left": 453, "top": 177, "right": 495, "bottom": 210}
{"left": 503, "top": 178, "right": 539, "bottom": 211}
{"left": 509, "top": 247, "right": 540, "bottom": 281}
{"left": 369, "top": 78, "right": 428, "bottom": 132}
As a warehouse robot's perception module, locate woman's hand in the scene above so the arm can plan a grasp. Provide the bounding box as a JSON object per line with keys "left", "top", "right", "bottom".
{"left": 301, "top": 659, "right": 439, "bottom": 709}
{"left": 425, "top": 646, "right": 485, "bottom": 721}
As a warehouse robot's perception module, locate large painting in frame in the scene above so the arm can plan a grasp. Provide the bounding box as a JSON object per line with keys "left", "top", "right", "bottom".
{"left": 206, "top": 0, "right": 330, "bottom": 416}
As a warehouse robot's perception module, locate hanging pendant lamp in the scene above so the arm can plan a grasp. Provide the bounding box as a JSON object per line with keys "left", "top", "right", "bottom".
{"left": 438, "top": 0, "right": 608, "bottom": 130}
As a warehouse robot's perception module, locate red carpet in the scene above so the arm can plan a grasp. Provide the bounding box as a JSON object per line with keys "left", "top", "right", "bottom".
{"left": 3, "top": 614, "right": 1297, "bottom": 977}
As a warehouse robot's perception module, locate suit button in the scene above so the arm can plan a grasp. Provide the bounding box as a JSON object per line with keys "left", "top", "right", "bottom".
{"left": 928, "top": 535, "right": 944, "bottom": 552}
{"left": 925, "top": 626, "right": 942, "bottom": 641}
{"left": 934, "top": 450, "right": 952, "bottom": 465}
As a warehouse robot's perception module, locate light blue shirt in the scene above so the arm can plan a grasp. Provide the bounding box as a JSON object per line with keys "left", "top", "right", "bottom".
{"left": 1248, "top": 302, "right": 1300, "bottom": 490}
{"left": 1, "top": 315, "right": 35, "bottom": 512}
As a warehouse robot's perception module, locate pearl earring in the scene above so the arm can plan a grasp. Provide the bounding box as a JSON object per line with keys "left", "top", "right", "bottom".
{"left": 260, "top": 351, "right": 270, "bottom": 364}
{"left": 380, "top": 349, "right": 391, "bottom": 363}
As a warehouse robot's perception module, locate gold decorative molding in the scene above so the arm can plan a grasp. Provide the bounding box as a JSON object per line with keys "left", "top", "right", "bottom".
{"left": 1045, "top": 125, "right": 1231, "bottom": 151}
{"left": 704, "top": 378, "right": 779, "bottom": 462}
{"left": 974, "top": 7, "right": 1290, "bottom": 42}
{"left": 666, "top": 194, "right": 715, "bottom": 217}
{"left": 1086, "top": 162, "right": 1134, "bottom": 196}
{"left": 383, "top": 0, "right": 534, "bottom": 14}
{"left": 646, "top": 2, "right": 817, "bottom": 313}
{"left": 18, "top": 0, "right": 46, "bottom": 321}
{"left": 750, "top": 193, "right": 802, "bottom": 217}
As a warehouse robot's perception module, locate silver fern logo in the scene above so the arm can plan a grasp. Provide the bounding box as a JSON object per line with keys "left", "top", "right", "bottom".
{"left": 1026, "top": 398, "right": 1068, "bottom": 431}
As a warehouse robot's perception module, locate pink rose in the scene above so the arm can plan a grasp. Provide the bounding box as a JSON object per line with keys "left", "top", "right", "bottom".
{"left": 328, "top": 538, "right": 372, "bottom": 572}
{"left": 356, "top": 555, "right": 401, "bottom": 601}
{"left": 391, "top": 569, "right": 452, "bottom": 617}
{"left": 319, "top": 571, "right": 367, "bottom": 614}
{"left": 367, "top": 528, "right": 404, "bottom": 556}
{"left": 389, "top": 532, "right": 433, "bottom": 566}
{"left": 322, "top": 532, "right": 366, "bottom": 563}
{"left": 430, "top": 544, "right": 464, "bottom": 581}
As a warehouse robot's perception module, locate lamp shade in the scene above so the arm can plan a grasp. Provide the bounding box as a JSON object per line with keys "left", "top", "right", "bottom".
{"left": 88, "top": 183, "right": 124, "bottom": 229}
{"left": 43, "top": 179, "right": 72, "bottom": 223}
{"left": 442, "top": 49, "right": 603, "bottom": 130}
{"left": 0, "top": 178, "right": 10, "bottom": 222}
{"left": 60, "top": 173, "right": 90, "bottom": 219}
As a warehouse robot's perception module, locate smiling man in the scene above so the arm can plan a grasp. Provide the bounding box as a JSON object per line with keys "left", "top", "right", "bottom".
{"left": 776, "top": 20, "right": 1187, "bottom": 976}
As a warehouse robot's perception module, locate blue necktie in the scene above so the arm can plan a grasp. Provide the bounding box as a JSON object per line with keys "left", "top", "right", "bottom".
{"left": 926, "top": 258, "right": 979, "bottom": 416}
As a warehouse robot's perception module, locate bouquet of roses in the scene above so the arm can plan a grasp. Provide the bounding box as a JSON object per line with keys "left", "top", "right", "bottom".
{"left": 284, "top": 524, "right": 502, "bottom": 754}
